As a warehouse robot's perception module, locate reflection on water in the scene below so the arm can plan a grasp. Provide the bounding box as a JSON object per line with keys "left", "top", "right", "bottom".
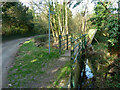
{"left": 69, "top": 58, "right": 95, "bottom": 88}
{"left": 85, "top": 59, "right": 94, "bottom": 79}
{"left": 79, "top": 59, "right": 95, "bottom": 88}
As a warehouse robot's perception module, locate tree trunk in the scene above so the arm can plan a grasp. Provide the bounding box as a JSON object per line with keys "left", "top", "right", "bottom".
{"left": 58, "top": 16, "right": 62, "bottom": 35}
{"left": 83, "top": 5, "right": 87, "bottom": 34}
{"left": 65, "top": 1, "right": 68, "bottom": 34}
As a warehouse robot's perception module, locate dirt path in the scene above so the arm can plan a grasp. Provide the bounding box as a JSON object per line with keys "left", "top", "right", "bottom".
{"left": 29, "top": 50, "right": 71, "bottom": 88}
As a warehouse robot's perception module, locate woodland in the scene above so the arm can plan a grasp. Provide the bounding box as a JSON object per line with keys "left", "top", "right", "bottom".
{"left": 1, "top": 0, "right": 120, "bottom": 88}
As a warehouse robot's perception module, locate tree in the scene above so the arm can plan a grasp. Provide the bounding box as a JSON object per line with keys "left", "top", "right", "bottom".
{"left": 30, "top": 0, "right": 72, "bottom": 44}
{"left": 50, "top": 1, "right": 72, "bottom": 44}
{"left": 117, "top": 0, "right": 120, "bottom": 58}
{"left": 107, "top": 0, "right": 120, "bottom": 57}
{"left": 90, "top": 0, "right": 120, "bottom": 57}
{"left": 2, "top": 2, "right": 34, "bottom": 37}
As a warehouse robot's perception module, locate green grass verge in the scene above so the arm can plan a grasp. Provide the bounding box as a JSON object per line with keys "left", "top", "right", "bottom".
{"left": 8, "top": 39, "right": 60, "bottom": 88}
{"left": 53, "top": 61, "right": 72, "bottom": 88}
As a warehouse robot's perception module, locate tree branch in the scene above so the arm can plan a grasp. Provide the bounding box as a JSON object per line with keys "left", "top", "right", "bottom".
{"left": 31, "top": 0, "right": 48, "bottom": 17}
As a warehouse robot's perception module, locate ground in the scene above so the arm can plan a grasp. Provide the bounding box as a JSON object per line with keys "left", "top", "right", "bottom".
{"left": 2, "top": 36, "right": 35, "bottom": 88}
{"left": 4, "top": 35, "right": 120, "bottom": 88}
{"left": 7, "top": 37, "right": 71, "bottom": 88}
{"left": 2, "top": 35, "right": 47, "bottom": 88}
{"left": 30, "top": 55, "right": 70, "bottom": 88}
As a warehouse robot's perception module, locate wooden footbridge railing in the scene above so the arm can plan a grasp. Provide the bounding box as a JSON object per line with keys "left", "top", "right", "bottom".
{"left": 59, "top": 34, "right": 71, "bottom": 54}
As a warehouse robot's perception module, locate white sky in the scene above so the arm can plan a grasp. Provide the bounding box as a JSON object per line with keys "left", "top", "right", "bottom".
{"left": 69, "top": 0, "right": 95, "bottom": 15}
{"left": 20, "top": 0, "right": 95, "bottom": 16}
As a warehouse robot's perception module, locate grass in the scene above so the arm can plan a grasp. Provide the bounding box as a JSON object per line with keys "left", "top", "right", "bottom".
{"left": 53, "top": 61, "right": 72, "bottom": 88}
{"left": 8, "top": 39, "right": 60, "bottom": 88}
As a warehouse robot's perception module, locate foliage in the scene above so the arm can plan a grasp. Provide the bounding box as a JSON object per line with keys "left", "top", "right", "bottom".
{"left": 49, "top": 2, "right": 72, "bottom": 44}
{"left": 72, "top": 0, "right": 83, "bottom": 9}
{"left": 89, "top": 1, "right": 110, "bottom": 43}
{"left": 67, "top": 0, "right": 83, "bottom": 9}
{"left": 2, "top": 2, "right": 34, "bottom": 37}
{"left": 33, "top": 13, "right": 49, "bottom": 34}
{"left": 107, "top": 14, "right": 119, "bottom": 49}
{"left": 90, "top": 1, "right": 120, "bottom": 55}
{"left": 69, "top": 0, "right": 93, "bottom": 35}
{"left": 105, "top": 58, "right": 120, "bottom": 88}
{"left": 92, "top": 43, "right": 119, "bottom": 88}
{"left": 31, "top": 0, "right": 73, "bottom": 44}
{"left": 90, "top": 2, "right": 109, "bottom": 31}
{"left": 69, "top": 12, "right": 93, "bottom": 34}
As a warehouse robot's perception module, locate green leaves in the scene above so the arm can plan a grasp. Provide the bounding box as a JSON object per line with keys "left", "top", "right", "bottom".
{"left": 2, "top": 2, "right": 34, "bottom": 36}
{"left": 68, "top": 1, "right": 73, "bottom": 7}
{"left": 108, "top": 39, "right": 117, "bottom": 46}
{"left": 90, "top": 1, "right": 120, "bottom": 50}
{"left": 72, "top": 2, "right": 80, "bottom": 9}
{"left": 72, "top": 0, "right": 83, "bottom": 9}
{"left": 107, "top": 14, "right": 119, "bottom": 47}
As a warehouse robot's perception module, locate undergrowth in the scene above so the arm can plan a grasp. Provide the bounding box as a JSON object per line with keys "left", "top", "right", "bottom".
{"left": 92, "top": 42, "right": 120, "bottom": 88}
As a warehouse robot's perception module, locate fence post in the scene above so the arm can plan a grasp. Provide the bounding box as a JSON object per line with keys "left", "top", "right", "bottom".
{"left": 59, "top": 35, "right": 61, "bottom": 54}
{"left": 84, "top": 36, "right": 87, "bottom": 48}
{"left": 66, "top": 34, "right": 68, "bottom": 50}
{"left": 70, "top": 35, "right": 74, "bottom": 88}
{"left": 78, "top": 41, "right": 81, "bottom": 62}
{"left": 71, "top": 36, "right": 74, "bottom": 60}
{"left": 82, "top": 36, "right": 84, "bottom": 52}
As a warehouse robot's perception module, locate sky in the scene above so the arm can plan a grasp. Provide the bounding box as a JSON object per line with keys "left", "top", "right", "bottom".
{"left": 69, "top": 0, "right": 95, "bottom": 15}
{"left": 20, "top": 0, "right": 95, "bottom": 16}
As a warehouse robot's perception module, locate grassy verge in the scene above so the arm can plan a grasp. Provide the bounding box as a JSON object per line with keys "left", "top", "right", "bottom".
{"left": 8, "top": 39, "right": 60, "bottom": 88}
{"left": 53, "top": 61, "right": 72, "bottom": 88}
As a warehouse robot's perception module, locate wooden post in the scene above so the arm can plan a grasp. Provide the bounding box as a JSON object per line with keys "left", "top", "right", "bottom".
{"left": 66, "top": 34, "right": 68, "bottom": 50}
{"left": 59, "top": 35, "right": 61, "bottom": 54}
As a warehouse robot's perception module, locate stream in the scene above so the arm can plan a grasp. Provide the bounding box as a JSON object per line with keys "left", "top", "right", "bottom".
{"left": 85, "top": 59, "right": 94, "bottom": 79}
{"left": 79, "top": 59, "right": 95, "bottom": 88}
